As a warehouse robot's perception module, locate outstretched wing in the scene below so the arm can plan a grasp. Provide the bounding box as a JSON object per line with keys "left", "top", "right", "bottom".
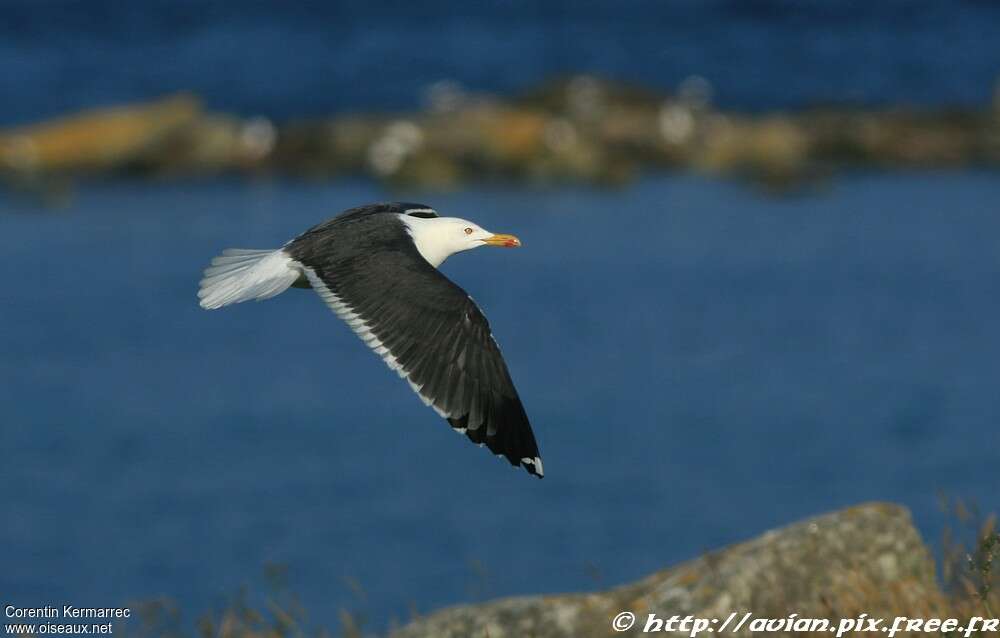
{"left": 292, "top": 226, "right": 543, "bottom": 478}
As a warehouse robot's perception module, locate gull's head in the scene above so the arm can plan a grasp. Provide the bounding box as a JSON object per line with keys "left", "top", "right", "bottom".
{"left": 399, "top": 207, "right": 521, "bottom": 267}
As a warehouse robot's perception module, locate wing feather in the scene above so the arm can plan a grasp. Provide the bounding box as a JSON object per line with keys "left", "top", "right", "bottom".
{"left": 290, "top": 216, "right": 542, "bottom": 477}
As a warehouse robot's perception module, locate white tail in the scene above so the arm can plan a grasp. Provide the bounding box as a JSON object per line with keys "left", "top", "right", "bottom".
{"left": 198, "top": 248, "right": 301, "bottom": 309}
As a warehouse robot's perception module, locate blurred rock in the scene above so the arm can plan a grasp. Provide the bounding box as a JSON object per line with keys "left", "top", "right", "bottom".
{"left": 271, "top": 116, "right": 384, "bottom": 177}
{"left": 423, "top": 80, "right": 472, "bottom": 114}
{"left": 0, "top": 94, "right": 201, "bottom": 174}
{"left": 521, "top": 75, "right": 663, "bottom": 115}
{"left": 697, "top": 115, "right": 812, "bottom": 185}
{"left": 391, "top": 503, "right": 940, "bottom": 638}
{"left": 368, "top": 120, "right": 426, "bottom": 178}
{"left": 2, "top": 77, "right": 1000, "bottom": 190}
{"left": 805, "top": 108, "right": 985, "bottom": 167}
{"left": 139, "top": 114, "right": 276, "bottom": 175}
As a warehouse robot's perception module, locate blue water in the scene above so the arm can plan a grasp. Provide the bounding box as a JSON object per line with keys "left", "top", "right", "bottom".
{"left": 1, "top": 0, "right": 1000, "bottom": 125}
{"left": 2, "top": 173, "right": 999, "bottom": 626}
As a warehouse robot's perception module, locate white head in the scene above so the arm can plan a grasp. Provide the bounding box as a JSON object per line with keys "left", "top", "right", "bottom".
{"left": 400, "top": 212, "right": 521, "bottom": 268}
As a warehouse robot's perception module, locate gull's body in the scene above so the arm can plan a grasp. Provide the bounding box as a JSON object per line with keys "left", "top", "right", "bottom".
{"left": 198, "top": 202, "right": 543, "bottom": 478}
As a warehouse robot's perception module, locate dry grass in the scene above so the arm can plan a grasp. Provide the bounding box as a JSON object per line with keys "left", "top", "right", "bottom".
{"left": 810, "top": 498, "right": 998, "bottom": 637}
{"left": 125, "top": 564, "right": 350, "bottom": 638}
{"left": 938, "top": 497, "right": 999, "bottom": 629}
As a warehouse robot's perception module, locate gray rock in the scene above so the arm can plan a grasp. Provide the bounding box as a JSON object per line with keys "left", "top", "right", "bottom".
{"left": 391, "top": 502, "right": 938, "bottom": 638}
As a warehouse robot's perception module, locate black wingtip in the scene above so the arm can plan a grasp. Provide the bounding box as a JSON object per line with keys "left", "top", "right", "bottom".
{"left": 449, "top": 413, "right": 543, "bottom": 479}
{"left": 520, "top": 456, "right": 545, "bottom": 478}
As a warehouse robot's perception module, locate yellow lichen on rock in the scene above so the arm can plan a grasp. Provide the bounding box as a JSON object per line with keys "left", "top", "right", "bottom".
{"left": 0, "top": 94, "right": 201, "bottom": 173}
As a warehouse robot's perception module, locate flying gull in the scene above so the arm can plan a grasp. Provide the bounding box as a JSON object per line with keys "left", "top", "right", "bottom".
{"left": 198, "top": 202, "right": 543, "bottom": 478}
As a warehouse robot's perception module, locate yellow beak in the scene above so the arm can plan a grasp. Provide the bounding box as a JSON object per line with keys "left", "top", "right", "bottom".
{"left": 482, "top": 233, "right": 522, "bottom": 248}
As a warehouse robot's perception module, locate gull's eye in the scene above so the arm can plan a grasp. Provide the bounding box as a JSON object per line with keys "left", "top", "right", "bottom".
{"left": 464, "top": 227, "right": 474, "bottom": 235}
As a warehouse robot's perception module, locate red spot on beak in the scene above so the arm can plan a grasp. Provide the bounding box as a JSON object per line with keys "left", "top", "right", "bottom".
{"left": 484, "top": 233, "right": 522, "bottom": 248}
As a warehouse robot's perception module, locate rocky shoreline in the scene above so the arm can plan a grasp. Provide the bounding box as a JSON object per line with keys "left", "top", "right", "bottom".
{"left": 388, "top": 502, "right": 996, "bottom": 638}
{"left": 2, "top": 76, "right": 999, "bottom": 192}
{"left": 122, "top": 501, "right": 997, "bottom": 638}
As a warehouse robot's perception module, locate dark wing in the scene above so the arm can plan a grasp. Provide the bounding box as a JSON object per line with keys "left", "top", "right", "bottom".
{"left": 296, "top": 236, "right": 543, "bottom": 478}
